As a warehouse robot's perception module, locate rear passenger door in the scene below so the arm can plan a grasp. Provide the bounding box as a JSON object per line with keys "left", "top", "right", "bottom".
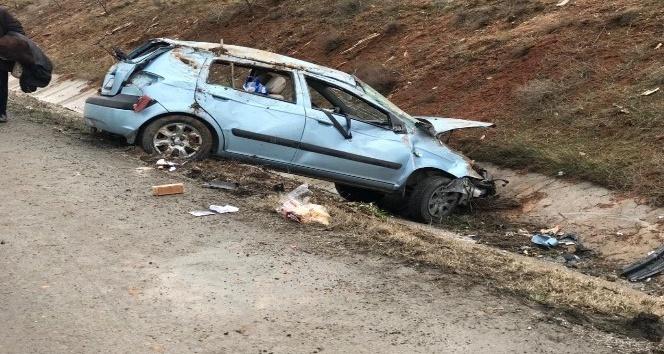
{"left": 195, "top": 59, "right": 306, "bottom": 165}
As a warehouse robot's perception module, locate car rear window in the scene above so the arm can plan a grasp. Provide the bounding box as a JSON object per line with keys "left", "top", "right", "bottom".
{"left": 126, "top": 41, "right": 171, "bottom": 60}
{"left": 207, "top": 61, "right": 296, "bottom": 103}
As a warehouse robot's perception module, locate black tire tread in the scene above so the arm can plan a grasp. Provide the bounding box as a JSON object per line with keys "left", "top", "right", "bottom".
{"left": 407, "top": 176, "right": 458, "bottom": 223}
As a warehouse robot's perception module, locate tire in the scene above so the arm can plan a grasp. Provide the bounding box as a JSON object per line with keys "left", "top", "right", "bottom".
{"left": 335, "top": 183, "right": 383, "bottom": 203}
{"left": 141, "top": 115, "right": 213, "bottom": 160}
{"left": 408, "top": 175, "right": 460, "bottom": 223}
{"left": 376, "top": 193, "right": 409, "bottom": 216}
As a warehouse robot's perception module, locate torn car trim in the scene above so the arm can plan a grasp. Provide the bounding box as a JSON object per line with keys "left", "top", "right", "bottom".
{"left": 414, "top": 116, "right": 495, "bottom": 136}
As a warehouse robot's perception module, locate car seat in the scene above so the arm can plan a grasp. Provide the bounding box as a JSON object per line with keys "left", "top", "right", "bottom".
{"left": 265, "top": 75, "right": 287, "bottom": 100}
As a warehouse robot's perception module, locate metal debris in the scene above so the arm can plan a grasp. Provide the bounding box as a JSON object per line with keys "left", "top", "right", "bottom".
{"left": 531, "top": 234, "right": 559, "bottom": 248}
{"left": 621, "top": 246, "right": 664, "bottom": 282}
{"left": 202, "top": 181, "right": 240, "bottom": 191}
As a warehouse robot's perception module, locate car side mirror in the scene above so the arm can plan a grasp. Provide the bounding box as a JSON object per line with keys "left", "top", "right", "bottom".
{"left": 322, "top": 111, "right": 352, "bottom": 139}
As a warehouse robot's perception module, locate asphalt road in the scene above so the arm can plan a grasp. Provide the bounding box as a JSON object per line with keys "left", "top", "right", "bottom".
{"left": 0, "top": 114, "right": 646, "bottom": 353}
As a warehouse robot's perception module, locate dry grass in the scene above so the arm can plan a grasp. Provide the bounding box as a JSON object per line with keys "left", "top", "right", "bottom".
{"left": 324, "top": 202, "right": 662, "bottom": 318}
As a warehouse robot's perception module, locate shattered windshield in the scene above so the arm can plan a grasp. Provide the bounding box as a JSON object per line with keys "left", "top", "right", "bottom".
{"left": 356, "top": 78, "right": 418, "bottom": 125}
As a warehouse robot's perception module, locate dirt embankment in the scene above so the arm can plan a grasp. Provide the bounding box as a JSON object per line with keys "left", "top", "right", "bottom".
{"left": 12, "top": 0, "right": 664, "bottom": 206}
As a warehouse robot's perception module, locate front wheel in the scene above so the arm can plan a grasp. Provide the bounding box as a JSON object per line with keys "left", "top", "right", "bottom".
{"left": 141, "top": 115, "right": 213, "bottom": 160}
{"left": 408, "top": 176, "right": 460, "bottom": 223}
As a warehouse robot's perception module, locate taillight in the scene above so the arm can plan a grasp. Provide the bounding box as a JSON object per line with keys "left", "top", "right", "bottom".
{"left": 133, "top": 95, "right": 154, "bottom": 112}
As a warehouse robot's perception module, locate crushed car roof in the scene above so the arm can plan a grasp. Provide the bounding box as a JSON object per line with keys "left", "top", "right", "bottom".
{"left": 157, "top": 38, "right": 357, "bottom": 86}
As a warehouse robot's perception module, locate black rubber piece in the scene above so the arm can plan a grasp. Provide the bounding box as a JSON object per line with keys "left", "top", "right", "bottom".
{"left": 86, "top": 94, "right": 140, "bottom": 110}
{"left": 622, "top": 246, "right": 664, "bottom": 281}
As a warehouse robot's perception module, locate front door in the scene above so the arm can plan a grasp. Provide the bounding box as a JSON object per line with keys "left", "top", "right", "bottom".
{"left": 293, "top": 75, "right": 412, "bottom": 190}
{"left": 195, "top": 59, "right": 306, "bottom": 164}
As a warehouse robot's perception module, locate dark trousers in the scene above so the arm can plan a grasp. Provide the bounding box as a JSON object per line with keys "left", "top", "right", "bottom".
{"left": 0, "top": 69, "right": 7, "bottom": 115}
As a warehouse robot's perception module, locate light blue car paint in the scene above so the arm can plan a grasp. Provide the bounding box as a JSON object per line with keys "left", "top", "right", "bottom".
{"left": 84, "top": 39, "right": 496, "bottom": 198}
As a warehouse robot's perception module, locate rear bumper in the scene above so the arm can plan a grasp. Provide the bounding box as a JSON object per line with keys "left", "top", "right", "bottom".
{"left": 85, "top": 94, "right": 140, "bottom": 110}
{"left": 84, "top": 94, "right": 156, "bottom": 143}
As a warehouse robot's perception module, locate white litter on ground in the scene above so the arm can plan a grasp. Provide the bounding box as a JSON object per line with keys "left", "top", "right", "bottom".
{"left": 189, "top": 210, "right": 217, "bottom": 217}
{"left": 209, "top": 205, "right": 240, "bottom": 214}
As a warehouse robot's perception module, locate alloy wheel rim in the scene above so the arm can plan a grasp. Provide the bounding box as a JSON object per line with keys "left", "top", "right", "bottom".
{"left": 153, "top": 123, "right": 203, "bottom": 159}
{"left": 427, "top": 187, "right": 458, "bottom": 220}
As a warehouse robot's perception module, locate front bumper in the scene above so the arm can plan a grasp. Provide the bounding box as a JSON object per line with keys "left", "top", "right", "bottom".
{"left": 446, "top": 168, "right": 501, "bottom": 205}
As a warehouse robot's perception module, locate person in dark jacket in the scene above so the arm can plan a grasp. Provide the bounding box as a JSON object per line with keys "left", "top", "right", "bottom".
{"left": 0, "top": 6, "right": 25, "bottom": 122}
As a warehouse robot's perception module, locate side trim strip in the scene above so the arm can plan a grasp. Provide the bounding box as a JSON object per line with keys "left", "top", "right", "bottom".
{"left": 231, "top": 128, "right": 402, "bottom": 170}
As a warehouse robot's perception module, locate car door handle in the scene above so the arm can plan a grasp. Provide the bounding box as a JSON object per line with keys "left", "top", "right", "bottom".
{"left": 312, "top": 118, "right": 333, "bottom": 126}
{"left": 211, "top": 94, "right": 229, "bottom": 102}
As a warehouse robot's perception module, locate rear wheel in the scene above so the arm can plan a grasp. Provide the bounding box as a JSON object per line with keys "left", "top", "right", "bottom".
{"left": 335, "top": 183, "right": 383, "bottom": 203}
{"left": 408, "top": 176, "right": 460, "bottom": 223}
{"left": 141, "top": 115, "right": 213, "bottom": 160}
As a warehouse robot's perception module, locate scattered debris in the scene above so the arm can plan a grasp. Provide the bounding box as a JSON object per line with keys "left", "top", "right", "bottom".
{"left": 189, "top": 210, "right": 217, "bottom": 217}
{"left": 556, "top": 0, "right": 570, "bottom": 6}
{"left": 277, "top": 184, "right": 331, "bottom": 226}
{"left": 563, "top": 253, "right": 581, "bottom": 268}
{"left": 209, "top": 204, "right": 239, "bottom": 214}
{"left": 557, "top": 171, "right": 565, "bottom": 176}
{"left": 340, "top": 33, "right": 380, "bottom": 55}
{"left": 622, "top": 246, "right": 664, "bottom": 282}
{"left": 612, "top": 103, "right": 630, "bottom": 114}
{"left": 517, "top": 229, "right": 530, "bottom": 236}
{"left": 540, "top": 225, "right": 561, "bottom": 236}
{"left": 531, "top": 226, "right": 585, "bottom": 254}
{"left": 641, "top": 87, "right": 660, "bottom": 96}
{"left": 156, "top": 159, "right": 178, "bottom": 169}
{"left": 656, "top": 43, "right": 662, "bottom": 50}
{"left": 273, "top": 183, "right": 286, "bottom": 192}
{"left": 135, "top": 166, "right": 154, "bottom": 176}
{"left": 202, "top": 181, "right": 239, "bottom": 191}
{"left": 152, "top": 183, "right": 184, "bottom": 196}
{"left": 531, "top": 234, "right": 559, "bottom": 248}
{"left": 190, "top": 204, "right": 239, "bottom": 216}
{"left": 109, "top": 22, "right": 133, "bottom": 35}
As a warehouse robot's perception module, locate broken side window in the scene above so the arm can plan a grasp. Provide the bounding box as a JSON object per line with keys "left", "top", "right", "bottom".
{"left": 306, "top": 78, "right": 390, "bottom": 127}
{"left": 207, "top": 61, "right": 296, "bottom": 103}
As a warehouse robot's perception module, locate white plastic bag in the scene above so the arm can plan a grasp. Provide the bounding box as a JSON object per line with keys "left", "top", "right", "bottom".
{"left": 277, "top": 184, "right": 330, "bottom": 226}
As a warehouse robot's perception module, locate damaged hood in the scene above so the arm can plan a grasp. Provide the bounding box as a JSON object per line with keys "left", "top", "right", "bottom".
{"left": 414, "top": 116, "right": 495, "bottom": 136}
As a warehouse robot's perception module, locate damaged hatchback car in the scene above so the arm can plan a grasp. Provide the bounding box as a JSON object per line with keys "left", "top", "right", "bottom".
{"left": 84, "top": 39, "right": 498, "bottom": 223}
